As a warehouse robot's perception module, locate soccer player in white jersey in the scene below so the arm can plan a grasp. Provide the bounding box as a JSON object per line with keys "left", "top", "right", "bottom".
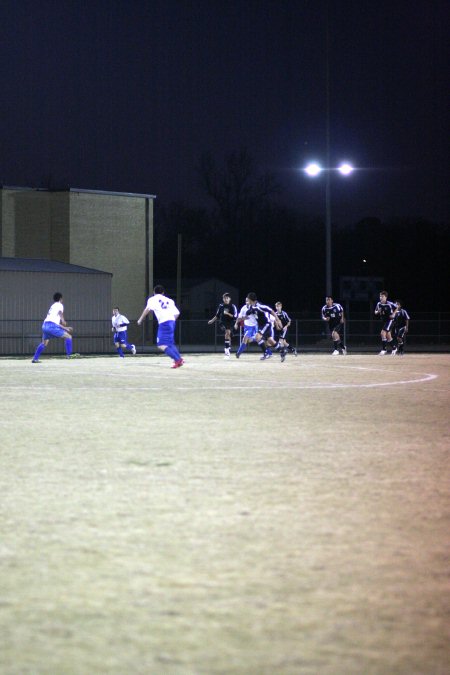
{"left": 234, "top": 299, "right": 259, "bottom": 357}
{"left": 111, "top": 307, "right": 136, "bottom": 358}
{"left": 32, "top": 292, "right": 74, "bottom": 362}
{"left": 137, "top": 285, "right": 184, "bottom": 368}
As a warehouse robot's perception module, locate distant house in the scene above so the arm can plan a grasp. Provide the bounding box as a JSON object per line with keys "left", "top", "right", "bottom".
{"left": 156, "top": 278, "right": 240, "bottom": 318}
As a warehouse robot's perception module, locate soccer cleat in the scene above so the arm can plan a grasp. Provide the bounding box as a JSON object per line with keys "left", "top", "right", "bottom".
{"left": 391, "top": 348, "right": 397, "bottom": 355}
{"left": 332, "top": 350, "right": 340, "bottom": 356}
{"left": 292, "top": 348, "right": 298, "bottom": 356}
{"left": 224, "top": 349, "right": 230, "bottom": 357}
{"left": 378, "top": 350, "right": 387, "bottom": 355}
{"left": 131, "top": 344, "right": 136, "bottom": 355}
{"left": 280, "top": 352, "right": 286, "bottom": 363}
{"left": 341, "top": 347, "right": 347, "bottom": 355}
{"left": 260, "top": 352, "right": 273, "bottom": 360}
{"left": 235, "top": 352, "right": 240, "bottom": 358}
{"left": 67, "top": 353, "right": 81, "bottom": 359}
{"left": 171, "top": 358, "right": 184, "bottom": 369}
{"left": 31, "top": 359, "right": 41, "bottom": 363}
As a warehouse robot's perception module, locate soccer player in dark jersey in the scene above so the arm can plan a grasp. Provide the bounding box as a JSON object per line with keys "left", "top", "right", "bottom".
{"left": 208, "top": 293, "right": 238, "bottom": 358}
{"left": 391, "top": 300, "right": 410, "bottom": 355}
{"left": 374, "top": 291, "right": 396, "bottom": 354}
{"left": 321, "top": 296, "right": 347, "bottom": 355}
{"left": 242, "top": 292, "right": 282, "bottom": 360}
{"left": 274, "top": 301, "right": 297, "bottom": 362}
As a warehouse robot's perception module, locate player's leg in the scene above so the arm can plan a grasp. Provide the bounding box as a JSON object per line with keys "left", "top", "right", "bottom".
{"left": 224, "top": 327, "right": 231, "bottom": 356}
{"left": 32, "top": 338, "right": 49, "bottom": 362}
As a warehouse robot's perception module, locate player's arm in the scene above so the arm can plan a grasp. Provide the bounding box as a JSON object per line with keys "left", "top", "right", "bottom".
{"left": 137, "top": 307, "right": 151, "bottom": 325}
{"left": 208, "top": 315, "right": 217, "bottom": 324}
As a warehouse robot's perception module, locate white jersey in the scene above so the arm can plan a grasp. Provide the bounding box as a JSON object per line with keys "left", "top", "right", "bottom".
{"left": 146, "top": 294, "right": 179, "bottom": 324}
{"left": 112, "top": 313, "right": 129, "bottom": 333}
{"left": 45, "top": 301, "right": 63, "bottom": 325}
{"left": 238, "top": 304, "right": 258, "bottom": 327}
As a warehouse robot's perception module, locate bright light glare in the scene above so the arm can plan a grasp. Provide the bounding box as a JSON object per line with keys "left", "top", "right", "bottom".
{"left": 304, "top": 163, "right": 322, "bottom": 177}
{"left": 338, "top": 163, "right": 354, "bottom": 175}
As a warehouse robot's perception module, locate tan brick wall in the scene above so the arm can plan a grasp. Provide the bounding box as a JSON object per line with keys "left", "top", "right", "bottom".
{"left": 69, "top": 192, "right": 152, "bottom": 319}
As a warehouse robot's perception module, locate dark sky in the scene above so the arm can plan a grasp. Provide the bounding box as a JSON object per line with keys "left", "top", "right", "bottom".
{"left": 1, "top": 0, "right": 449, "bottom": 224}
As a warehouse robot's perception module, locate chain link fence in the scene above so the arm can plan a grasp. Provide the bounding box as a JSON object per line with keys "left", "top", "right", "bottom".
{"left": 1, "top": 315, "right": 449, "bottom": 355}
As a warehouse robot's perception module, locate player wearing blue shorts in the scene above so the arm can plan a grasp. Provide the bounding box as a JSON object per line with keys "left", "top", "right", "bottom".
{"left": 32, "top": 292, "right": 74, "bottom": 362}
{"left": 137, "top": 285, "right": 184, "bottom": 368}
{"left": 234, "top": 299, "right": 258, "bottom": 358}
{"left": 112, "top": 307, "right": 136, "bottom": 358}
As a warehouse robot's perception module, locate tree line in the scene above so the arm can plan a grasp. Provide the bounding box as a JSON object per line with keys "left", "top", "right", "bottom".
{"left": 154, "top": 150, "right": 449, "bottom": 313}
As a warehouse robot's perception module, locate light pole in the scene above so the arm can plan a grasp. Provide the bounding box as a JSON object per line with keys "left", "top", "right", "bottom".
{"left": 304, "top": 162, "right": 354, "bottom": 296}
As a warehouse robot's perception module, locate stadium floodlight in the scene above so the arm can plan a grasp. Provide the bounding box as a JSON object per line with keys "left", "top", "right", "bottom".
{"left": 304, "top": 162, "right": 322, "bottom": 177}
{"left": 303, "top": 160, "right": 355, "bottom": 296}
{"left": 338, "top": 163, "right": 354, "bottom": 176}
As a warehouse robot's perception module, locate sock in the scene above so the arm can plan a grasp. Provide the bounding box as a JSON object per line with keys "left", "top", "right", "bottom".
{"left": 381, "top": 340, "right": 387, "bottom": 351}
{"left": 165, "top": 345, "right": 181, "bottom": 361}
{"left": 387, "top": 339, "right": 394, "bottom": 352}
{"left": 333, "top": 340, "right": 339, "bottom": 350}
{"left": 266, "top": 347, "right": 273, "bottom": 355}
{"left": 117, "top": 347, "right": 124, "bottom": 357}
{"left": 65, "top": 338, "right": 72, "bottom": 356}
{"left": 258, "top": 339, "right": 266, "bottom": 352}
{"left": 237, "top": 342, "right": 247, "bottom": 355}
{"left": 33, "top": 343, "right": 45, "bottom": 360}
{"left": 224, "top": 340, "right": 231, "bottom": 350}
{"left": 125, "top": 342, "right": 133, "bottom": 351}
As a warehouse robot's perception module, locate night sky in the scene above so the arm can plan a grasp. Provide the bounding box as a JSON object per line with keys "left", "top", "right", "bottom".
{"left": 1, "top": 0, "right": 449, "bottom": 225}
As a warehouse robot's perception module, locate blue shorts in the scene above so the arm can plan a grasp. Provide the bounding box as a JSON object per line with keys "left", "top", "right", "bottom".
{"left": 157, "top": 320, "right": 176, "bottom": 347}
{"left": 114, "top": 331, "right": 128, "bottom": 345}
{"left": 42, "top": 321, "right": 66, "bottom": 339}
{"left": 244, "top": 325, "right": 257, "bottom": 341}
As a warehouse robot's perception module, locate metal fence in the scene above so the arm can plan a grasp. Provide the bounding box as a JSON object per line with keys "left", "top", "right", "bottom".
{"left": 1, "top": 316, "right": 449, "bottom": 355}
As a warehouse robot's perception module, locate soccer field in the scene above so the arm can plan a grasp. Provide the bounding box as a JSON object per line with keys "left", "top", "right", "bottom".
{"left": 1, "top": 353, "right": 449, "bottom": 674}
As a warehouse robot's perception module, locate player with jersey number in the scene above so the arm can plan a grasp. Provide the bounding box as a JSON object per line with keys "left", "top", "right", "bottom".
{"left": 391, "top": 300, "right": 410, "bottom": 356}
{"left": 32, "top": 292, "right": 75, "bottom": 363}
{"left": 208, "top": 293, "right": 238, "bottom": 358}
{"left": 112, "top": 307, "right": 136, "bottom": 358}
{"left": 137, "top": 285, "right": 184, "bottom": 368}
{"left": 321, "top": 296, "right": 347, "bottom": 355}
{"left": 374, "top": 291, "right": 396, "bottom": 354}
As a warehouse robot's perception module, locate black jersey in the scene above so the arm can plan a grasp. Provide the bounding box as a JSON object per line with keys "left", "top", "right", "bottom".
{"left": 275, "top": 309, "right": 291, "bottom": 327}
{"left": 392, "top": 308, "right": 410, "bottom": 328}
{"left": 321, "top": 302, "right": 344, "bottom": 328}
{"left": 246, "top": 302, "right": 273, "bottom": 330}
{"left": 375, "top": 300, "right": 396, "bottom": 320}
{"left": 215, "top": 302, "right": 237, "bottom": 324}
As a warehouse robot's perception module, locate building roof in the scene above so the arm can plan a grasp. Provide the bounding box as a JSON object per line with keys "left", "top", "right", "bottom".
{"left": 0, "top": 257, "right": 112, "bottom": 275}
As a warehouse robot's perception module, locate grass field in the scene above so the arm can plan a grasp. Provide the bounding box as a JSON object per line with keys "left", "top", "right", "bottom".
{"left": 0, "top": 353, "right": 449, "bottom": 675}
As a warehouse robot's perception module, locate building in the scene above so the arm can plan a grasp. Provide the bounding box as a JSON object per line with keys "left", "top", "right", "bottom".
{"left": 0, "top": 186, "right": 155, "bottom": 319}
{"left": 0, "top": 257, "right": 112, "bottom": 355}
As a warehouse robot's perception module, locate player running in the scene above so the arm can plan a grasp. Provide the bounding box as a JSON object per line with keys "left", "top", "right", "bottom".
{"left": 391, "top": 300, "right": 410, "bottom": 355}
{"left": 374, "top": 291, "right": 396, "bottom": 354}
{"left": 208, "top": 293, "right": 238, "bottom": 358}
{"left": 274, "top": 301, "right": 297, "bottom": 362}
{"left": 137, "top": 285, "right": 184, "bottom": 368}
{"left": 321, "top": 296, "right": 347, "bottom": 355}
{"left": 111, "top": 307, "right": 136, "bottom": 358}
{"left": 32, "top": 292, "right": 75, "bottom": 362}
